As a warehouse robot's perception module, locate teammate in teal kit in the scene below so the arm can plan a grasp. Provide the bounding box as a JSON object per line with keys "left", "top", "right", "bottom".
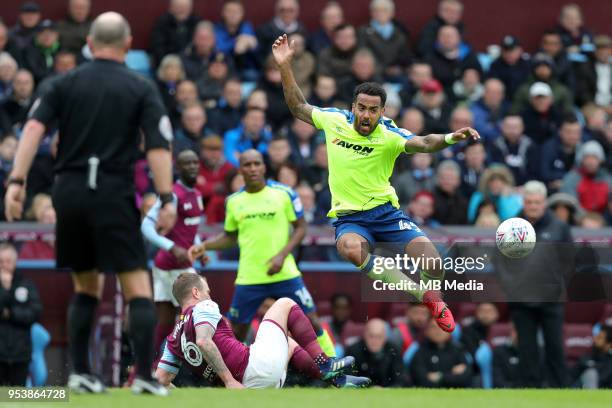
{"left": 272, "top": 34, "right": 482, "bottom": 332}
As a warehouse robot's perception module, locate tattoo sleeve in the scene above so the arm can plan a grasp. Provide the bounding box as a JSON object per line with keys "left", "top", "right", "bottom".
{"left": 278, "top": 64, "right": 314, "bottom": 125}
{"left": 404, "top": 134, "right": 450, "bottom": 153}
{"left": 195, "top": 324, "right": 234, "bottom": 383}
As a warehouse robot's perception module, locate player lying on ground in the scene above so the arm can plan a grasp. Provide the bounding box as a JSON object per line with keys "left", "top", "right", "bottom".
{"left": 272, "top": 34, "right": 482, "bottom": 332}
{"left": 141, "top": 149, "right": 205, "bottom": 361}
{"left": 187, "top": 149, "right": 336, "bottom": 356}
{"left": 155, "top": 273, "right": 371, "bottom": 388}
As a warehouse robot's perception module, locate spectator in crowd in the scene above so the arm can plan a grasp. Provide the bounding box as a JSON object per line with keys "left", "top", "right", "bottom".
{"left": 304, "top": 143, "right": 331, "bottom": 214}
{"left": 245, "top": 88, "right": 268, "bottom": 110}
{"left": 169, "top": 79, "right": 199, "bottom": 126}
{"left": 407, "top": 190, "right": 440, "bottom": 228}
{"left": 223, "top": 107, "right": 272, "bottom": 167}
{"left": 474, "top": 211, "right": 500, "bottom": 228}
{"left": 410, "top": 319, "right": 472, "bottom": 388}
{"left": 417, "top": 0, "right": 464, "bottom": 58}
{"left": 296, "top": 184, "right": 317, "bottom": 224}
{"left": 399, "top": 108, "right": 425, "bottom": 136}
{"left": 425, "top": 25, "right": 481, "bottom": 95}
{"left": 540, "top": 114, "right": 582, "bottom": 192}
{"left": 393, "top": 152, "right": 436, "bottom": 205}
{"left": 547, "top": 192, "right": 583, "bottom": 226}
{"left": 452, "top": 68, "right": 483, "bottom": 105}
{"left": 173, "top": 103, "right": 212, "bottom": 154}
{"left": 317, "top": 24, "right": 358, "bottom": 83}
{"left": 432, "top": 160, "right": 468, "bottom": 225}
{"left": 413, "top": 79, "right": 452, "bottom": 134}
{"left": 256, "top": 0, "right": 307, "bottom": 62}
{"left": 346, "top": 318, "right": 407, "bottom": 387}
{"left": 0, "top": 21, "right": 20, "bottom": 64}
{"left": 226, "top": 167, "right": 245, "bottom": 195}
{"left": 520, "top": 82, "right": 563, "bottom": 145}
{"left": 214, "top": 0, "right": 259, "bottom": 81}
{"left": 554, "top": 3, "right": 594, "bottom": 53}
{"left": 0, "top": 242, "right": 42, "bottom": 386}
{"left": 0, "top": 134, "right": 17, "bottom": 219}
{"left": 289, "top": 32, "right": 315, "bottom": 97}
{"left": 19, "top": 193, "right": 56, "bottom": 260}
{"left": 0, "top": 69, "right": 34, "bottom": 134}
{"left": 275, "top": 162, "right": 300, "bottom": 188}
{"left": 460, "top": 303, "right": 499, "bottom": 388}
{"left": 207, "top": 78, "right": 243, "bottom": 135}
{"left": 492, "top": 323, "right": 521, "bottom": 388}
{"left": 448, "top": 106, "right": 473, "bottom": 132}
{"left": 512, "top": 53, "right": 573, "bottom": 115}
{"left": 399, "top": 61, "right": 433, "bottom": 107}
{"left": 21, "top": 20, "right": 61, "bottom": 83}
{"left": 34, "top": 50, "right": 77, "bottom": 97}
{"left": 581, "top": 104, "right": 608, "bottom": 150}
{"left": 570, "top": 322, "right": 612, "bottom": 388}
{"left": 308, "top": 1, "right": 344, "bottom": 54}
{"left": 358, "top": 0, "right": 411, "bottom": 81}
{"left": 579, "top": 211, "right": 606, "bottom": 229}
{"left": 266, "top": 136, "right": 293, "bottom": 177}
{"left": 390, "top": 303, "right": 430, "bottom": 356}
{"left": 56, "top": 0, "right": 91, "bottom": 55}
{"left": 9, "top": 2, "right": 42, "bottom": 51}
{"left": 0, "top": 52, "right": 18, "bottom": 104}
{"left": 180, "top": 21, "right": 225, "bottom": 82}
{"left": 508, "top": 180, "right": 571, "bottom": 388}
{"left": 285, "top": 118, "right": 319, "bottom": 168}
{"left": 488, "top": 35, "right": 531, "bottom": 102}
{"left": 155, "top": 54, "right": 186, "bottom": 112}
{"left": 195, "top": 135, "right": 233, "bottom": 225}
{"left": 309, "top": 75, "right": 344, "bottom": 108}
{"left": 459, "top": 140, "right": 487, "bottom": 197}
{"left": 605, "top": 119, "right": 612, "bottom": 173}
{"left": 488, "top": 115, "right": 538, "bottom": 185}
{"left": 575, "top": 35, "right": 611, "bottom": 108}
{"left": 150, "top": 0, "right": 200, "bottom": 66}
{"left": 468, "top": 164, "right": 522, "bottom": 223}
{"left": 561, "top": 141, "right": 612, "bottom": 214}
{"left": 258, "top": 57, "right": 293, "bottom": 130}
{"left": 337, "top": 48, "right": 382, "bottom": 104}
{"left": 470, "top": 78, "right": 508, "bottom": 142}
{"left": 197, "top": 52, "right": 230, "bottom": 105}
{"left": 384, "top": 91, "right": 402, "bottom": 122}
{"left": 320, "top": 293, "right": 354, "bottom": 355}
{"left": 539, "top": 30, "right": 575, "bottom": 92}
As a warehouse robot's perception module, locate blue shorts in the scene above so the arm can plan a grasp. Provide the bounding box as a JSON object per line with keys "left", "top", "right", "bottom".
{"left": 332, "top": 203, "right": 426, "bottom": 247}
{"left": 228, "top": 276, "right": 316, "bottom": 324}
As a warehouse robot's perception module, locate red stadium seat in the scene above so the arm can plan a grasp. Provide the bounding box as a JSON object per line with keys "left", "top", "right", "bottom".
{"left": 601, "top": 304, "right": 612, "bottom": 323}
{"left": 316, "top": 300, "right": 331, "bottom": 318}
{"left": 389, "top": 303, "right": 408, "bottom": 319}
{"left": 563, "top": 324, "right": 593, "bottom": 363}
{"left": 458, "top": 302, "right": 477, "bottom": 325}
{"left": 487, "top": 322, "right": 513, "bottom": 347}
{"left": 564, "top": 301, "right": 605, "bottom": 324}
{"left": 342, "top": 322, "right": 365, "bottom": 347}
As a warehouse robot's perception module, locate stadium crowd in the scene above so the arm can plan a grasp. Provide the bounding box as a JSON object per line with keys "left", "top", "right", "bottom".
{"left": 0, "top": 0, "right": 611, "bottom": 389}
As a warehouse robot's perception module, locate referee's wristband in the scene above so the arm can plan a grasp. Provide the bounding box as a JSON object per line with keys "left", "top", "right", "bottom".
{"left": 444, "top": 133, "right": 457, "bottom": 145}
{"left": 159, "top": 193, "right": 174, "bottom": 207}
{"left": 7, "top": 177, "right": 25, "bottom": 187}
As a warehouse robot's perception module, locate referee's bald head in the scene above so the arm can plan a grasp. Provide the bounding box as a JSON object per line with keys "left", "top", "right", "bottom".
{"left": 88, "top": 12, "right": 131, "bottom": 50}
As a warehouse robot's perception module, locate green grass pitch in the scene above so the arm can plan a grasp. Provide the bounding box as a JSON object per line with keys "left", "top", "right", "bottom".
{"left": 6, "top": 388, "right": 611, "bottom": 408}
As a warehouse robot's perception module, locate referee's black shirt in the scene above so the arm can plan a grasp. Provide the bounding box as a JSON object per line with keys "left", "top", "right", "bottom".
{"left": 29, "top": 58, "right": 172, "bottom": 176}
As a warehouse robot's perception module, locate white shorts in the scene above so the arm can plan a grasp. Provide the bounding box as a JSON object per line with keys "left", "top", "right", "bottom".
{"left": 242, "top": 320, "right": 289, "bottom": 389}
{"left": 152, "top": 267, "right": 196, "bottom": 306}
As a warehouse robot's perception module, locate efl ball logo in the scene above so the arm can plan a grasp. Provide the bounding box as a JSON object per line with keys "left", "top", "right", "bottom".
{"left": 496, "top": 217, "right": 536, "bottom": 258}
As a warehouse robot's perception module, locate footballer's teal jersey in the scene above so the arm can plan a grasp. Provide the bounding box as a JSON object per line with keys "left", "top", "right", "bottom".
{"left": 311, "top": 107, "right": 413, "bottom": 217}
{"left": 224, "top": 180, "right": 303, "bottom": 285}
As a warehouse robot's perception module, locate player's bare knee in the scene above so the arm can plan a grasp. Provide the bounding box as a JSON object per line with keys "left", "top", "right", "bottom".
{"left": 276, "top": 297, "right": 297, "bottom": 309}
{"left": 337, "top": 237, "right": 366, "bottom": 265}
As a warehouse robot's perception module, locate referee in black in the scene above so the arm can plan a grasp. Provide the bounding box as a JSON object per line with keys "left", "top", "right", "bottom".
{"left": 4, "top": 12, "right": 175, "bottom": 396}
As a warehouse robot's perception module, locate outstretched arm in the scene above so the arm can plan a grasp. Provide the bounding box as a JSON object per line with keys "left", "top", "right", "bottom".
{"left": 404, "top": 127, "right": 481, "bottom": 154}
{"left": 272, "top": 34, "right": 314, "bottom": 125}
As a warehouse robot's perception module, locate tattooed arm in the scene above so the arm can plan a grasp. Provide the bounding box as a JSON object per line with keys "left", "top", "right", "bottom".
{"left": 272, "top": 34, "right": 314, "bottom": 125}
{"left": 195, "top": 324, "right": 244, "bottom": 388}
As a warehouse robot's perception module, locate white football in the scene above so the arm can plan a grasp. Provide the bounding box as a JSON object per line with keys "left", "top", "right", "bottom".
{"left": 495, "top": 217, "right": 536, "bottom": 258}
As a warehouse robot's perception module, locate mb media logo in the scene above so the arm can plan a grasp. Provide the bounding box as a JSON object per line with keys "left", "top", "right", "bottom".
{"left": 331, "top": 138, "right": 374, "bottom": 156}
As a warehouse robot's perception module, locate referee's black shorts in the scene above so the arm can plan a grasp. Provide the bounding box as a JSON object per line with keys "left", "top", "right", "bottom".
{"left": 52, "top": 172, "right": 147, "bottom": 274}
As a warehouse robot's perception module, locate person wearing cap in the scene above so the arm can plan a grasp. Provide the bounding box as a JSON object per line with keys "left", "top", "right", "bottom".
{"left": 413, "top": 78, "right": 453, "bottom": 134}
{"left": 8, "top": 2, "right": 42, "bottom": 51}
{"left": 56, "top": 0, "right": 92, "bottom": 55}
{"left": 520, "top": 81, "right": 564, "bottom": 145}
{"left": 547, "top": 192, "right": 583, "bottom": 225}
{"left": 488, "top": 35, "right": 530, "bottom": 101}
{"left": 540, "top": 114, "right": 582, "bottom": 192}
{"left": 560, "top": 140, "right": 612, "bottom": 214}
{"left": 575, "top": 35, "right": 611, "bottom": 108}
{"left": 21, "top": 19, "right": 61, "bottom": 83}
{"left": 511, "top": 52, "right": 573, "bottom": 115}
{"left": 195, "top": 134, "right": 234, "bottom": 224}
